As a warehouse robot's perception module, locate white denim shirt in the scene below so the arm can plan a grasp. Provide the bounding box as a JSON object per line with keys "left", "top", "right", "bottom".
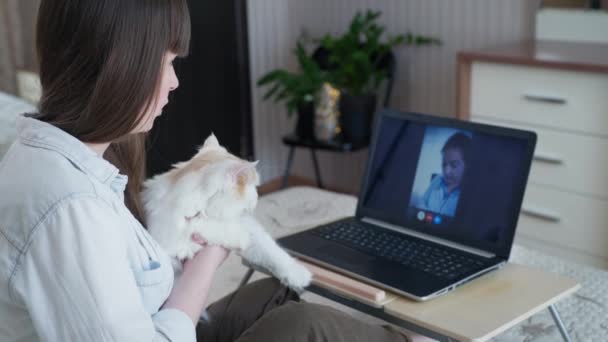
{"left": 0, "top": 116, "right": 195, "bottom": 342}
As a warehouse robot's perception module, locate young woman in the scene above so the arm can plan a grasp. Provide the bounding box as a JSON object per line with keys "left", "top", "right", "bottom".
{"left": 422, "top": 132, "right": 471, "bottom": 217}
{"left": 0, "top": 1, "right": 422, "bottom": 341}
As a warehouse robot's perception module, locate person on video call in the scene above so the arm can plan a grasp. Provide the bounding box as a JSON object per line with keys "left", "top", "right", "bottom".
{"left": 421, "top": 132, "right": 471, "bottom": 217}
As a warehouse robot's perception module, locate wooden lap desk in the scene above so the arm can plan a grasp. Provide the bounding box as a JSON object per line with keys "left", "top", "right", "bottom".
{"left": 240, "top": 261, "right": 579, "bottom": 342}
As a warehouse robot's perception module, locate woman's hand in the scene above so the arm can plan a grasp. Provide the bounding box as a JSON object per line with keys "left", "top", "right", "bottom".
{"left": 183, "top": 233, "right": 230, "bottom": 270}
{"left": 164, "top": 233, "right": 230, "bottom": 324}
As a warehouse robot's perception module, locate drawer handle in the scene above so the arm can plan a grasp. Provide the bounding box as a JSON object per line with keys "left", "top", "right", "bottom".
{"left": 521, "top": 206, "right": 561, "bottom": 222}
{"left": 533, "top": 152, "right": 564, "bottom": 164}
{"left": 523, "top": 93, "right": 567, "bottom": 105}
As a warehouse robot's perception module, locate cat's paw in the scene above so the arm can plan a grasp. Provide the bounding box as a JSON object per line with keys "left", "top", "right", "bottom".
{"left": 215, "top": 235, "right": 250, "bottom": 252}
{"left": 236, "top": 233, "right": 250, "bottom": 252}
{"left": 280, "top": 261, "right": 312, "bottom": 291}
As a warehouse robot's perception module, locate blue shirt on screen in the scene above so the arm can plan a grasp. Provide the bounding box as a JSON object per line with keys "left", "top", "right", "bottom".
{"left": 421, "top": 175, "right": 460, "bottom": 217}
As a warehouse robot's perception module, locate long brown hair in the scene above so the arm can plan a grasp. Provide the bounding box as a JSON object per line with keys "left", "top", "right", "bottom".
{"left": 34, "top": 0, "right": 191, "bottom": 224}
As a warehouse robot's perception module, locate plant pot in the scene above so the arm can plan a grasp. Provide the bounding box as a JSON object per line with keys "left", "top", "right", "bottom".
{"left": 338, "top": 92, "right": 376, "bottom": 144}
{"left": 295, "top": 101, "right": 315, "bottom": 140}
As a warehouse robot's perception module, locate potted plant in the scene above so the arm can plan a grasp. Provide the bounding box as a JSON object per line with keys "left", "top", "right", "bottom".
{"left": 257, "top": 10, "right": 440, "bottom": 143}
{"left": 318, "top": 10, "right": 440, "bottom": 143}
{"left": 257, "top": 42, "right": 327, "bottom": 140}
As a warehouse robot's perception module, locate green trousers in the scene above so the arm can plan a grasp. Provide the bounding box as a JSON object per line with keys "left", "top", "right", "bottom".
{"left": 196, "top": 278, "right": 409, "bottom": 342}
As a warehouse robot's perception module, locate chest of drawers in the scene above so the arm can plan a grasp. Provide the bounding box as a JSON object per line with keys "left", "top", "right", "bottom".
{"left": 457, "top": 40, "right": 608, "bottom": 269}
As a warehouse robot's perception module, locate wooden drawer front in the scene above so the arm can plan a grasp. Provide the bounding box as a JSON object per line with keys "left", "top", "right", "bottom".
{"left": 516, "top": 184, "right": 608, "bottom": 258}
{"left": 471, "top": 116, "right": 608, "bottom": 199}
{"left": 470, "top": 62, "right": 608, "bottom": 136}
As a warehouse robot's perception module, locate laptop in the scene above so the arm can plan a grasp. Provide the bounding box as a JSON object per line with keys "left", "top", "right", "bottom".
{"left": 278, "top": 109, "right": 537, "bottom": 301}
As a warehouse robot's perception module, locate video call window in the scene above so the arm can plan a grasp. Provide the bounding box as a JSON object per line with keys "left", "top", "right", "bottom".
{"left": 409, "top": 127, "right": 472, "bottom": 219}
{"left": 362, "top": 114, "right": 532, "bottom": 251}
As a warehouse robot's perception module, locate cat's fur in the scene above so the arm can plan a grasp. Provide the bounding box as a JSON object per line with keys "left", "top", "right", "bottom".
{"left": 142, "top": 134, "right": 312, "bottom": 290}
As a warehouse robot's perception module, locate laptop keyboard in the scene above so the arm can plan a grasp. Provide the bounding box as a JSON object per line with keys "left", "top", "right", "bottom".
{"left": 312, "top": 220, "right": 487, "bottom": 280}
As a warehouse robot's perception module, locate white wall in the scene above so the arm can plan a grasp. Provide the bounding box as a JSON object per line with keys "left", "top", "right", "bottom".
{"left": 247, "top": 0, "right": 539, "bottom": 192}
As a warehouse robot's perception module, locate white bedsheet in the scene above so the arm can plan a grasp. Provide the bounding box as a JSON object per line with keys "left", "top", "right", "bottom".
{"left": 0, "top": 92, "right": 36, "bottom": 159}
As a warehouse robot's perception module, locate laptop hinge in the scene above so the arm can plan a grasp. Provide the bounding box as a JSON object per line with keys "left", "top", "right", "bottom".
{"left": 361, "top": 217, "right": 496, "bottom": 258}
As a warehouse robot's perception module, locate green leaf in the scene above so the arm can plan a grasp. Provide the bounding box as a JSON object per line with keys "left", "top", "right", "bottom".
{"left": 256, "top": 9, "right": 440, "bottom": 115}
{"left": 257, "top": 70, "right": 286, "bottom": 85}
{"left": 262, "top": 83, "right": 282, "bottom": 100}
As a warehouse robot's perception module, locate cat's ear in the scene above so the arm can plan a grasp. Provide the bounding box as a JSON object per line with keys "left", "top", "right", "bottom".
{"left": 228, "top": 161, "right": 258, "bottom": 186}
{"left": 196, "top": 133, "right": 221, "bottom": 155}
{"left": 202, "top": 133, "right": 220, "bottom": 149}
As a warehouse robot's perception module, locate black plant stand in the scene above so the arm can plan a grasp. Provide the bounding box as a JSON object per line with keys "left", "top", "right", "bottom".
{"left": 281, "top": 134, "right": 369, "bottom": 189}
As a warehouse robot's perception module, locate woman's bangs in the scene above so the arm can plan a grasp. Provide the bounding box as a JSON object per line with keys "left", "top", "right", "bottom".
{"left": 168, "top": 0, "right": 191, "bottom": 57}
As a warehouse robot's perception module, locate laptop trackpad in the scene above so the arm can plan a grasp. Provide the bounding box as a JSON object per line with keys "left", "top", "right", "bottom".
{"left": 315, "top": 243, "right": 376, "bottom": 269}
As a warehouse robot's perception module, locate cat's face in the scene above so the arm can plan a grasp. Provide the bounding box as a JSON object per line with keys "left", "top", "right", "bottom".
{"left": 183, "top": 134, "right": 260, "bottom": 220}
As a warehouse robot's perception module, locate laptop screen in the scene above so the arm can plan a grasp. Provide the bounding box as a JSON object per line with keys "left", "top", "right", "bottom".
{"left": 358, "top": 110, "right": 536, "bottom": 258}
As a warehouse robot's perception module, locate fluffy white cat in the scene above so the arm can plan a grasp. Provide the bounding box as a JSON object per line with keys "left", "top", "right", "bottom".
{"left": 142, "top": 134, "right": 312, "bottom": 290}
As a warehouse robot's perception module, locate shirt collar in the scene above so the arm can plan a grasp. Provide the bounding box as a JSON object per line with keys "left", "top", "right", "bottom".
{"left": 17, "top": 115, "right": 128, "bottom": 193}
{"left": 439, "top": 177, "right": 460, "bottom": 196}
